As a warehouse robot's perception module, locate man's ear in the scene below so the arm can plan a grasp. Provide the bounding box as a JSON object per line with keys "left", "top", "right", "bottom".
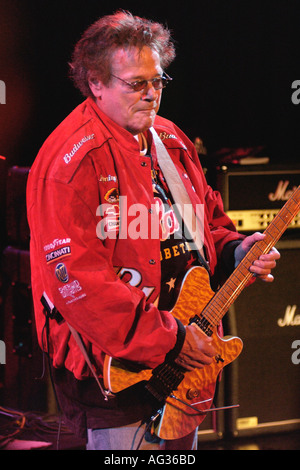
{"left": 88, "top": 77, "right": 103, "bottom": 99}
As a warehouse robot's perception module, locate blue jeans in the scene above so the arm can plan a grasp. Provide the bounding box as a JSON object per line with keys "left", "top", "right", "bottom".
{"left": 86, "top": 422, "right": 198, "bottom": 451}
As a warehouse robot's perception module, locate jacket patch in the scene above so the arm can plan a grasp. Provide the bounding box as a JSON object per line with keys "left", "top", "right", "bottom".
{"left": 55, "top": 263, "right": 69, "bottom": 283}
{"left": 58, "top": 279, "right": 82, "bottom": 298}
{"left": 46, "top": 246, "right": 71, "bottom": 264}
{"left": 44, "top": 238, "right": 71, "bottom": 251}
{"left": 104, "top": 188, "right": 119, "bottom": 203}
{"left": 63, "top": 134, "right": 95, "bottom": 164}
{"left": 99, "top": 174, "right": 118, "bottom": 183}
{"left": 159, "top": 132, "right": 176, "bottom": 141}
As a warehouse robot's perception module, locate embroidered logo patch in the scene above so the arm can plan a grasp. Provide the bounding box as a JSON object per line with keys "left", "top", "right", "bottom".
{"left": 63, "top": 134, "right": 95, "bottom": 164}
{"left": 55, "top": 263, "right": 69, "bottom": 283}
{"left": 104, "top": 188, "right": 119, "bottom": 203}
{"left": 44, "top": 238, "right": 71, "bottom": 252}
{"left": 159, "top": 132, "right": 176, "bottom": 141}
{"left": 99, "top": 174, "right": 118, "bottom": 183}
{"left": 46, "top": 246, "right": 71, "bottom": 264}
{"left": 58, "top": 280, "right": 82, "bottom": 298}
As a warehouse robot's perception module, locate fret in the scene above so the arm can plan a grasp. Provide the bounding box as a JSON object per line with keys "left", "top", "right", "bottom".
{"left": 201, "top": 304, "right": 217, "bottom": 324}
{"left": 265, "top": 230, "right": 276, "bottom": 242}
{"left": 267, "top": 223, "right": 281, "bottom": 237}
{"left": 273, "top": 215, "right": 289, "bottom": 233}
{"left": 216, "top": 289, "right": 229, "bottom": 305}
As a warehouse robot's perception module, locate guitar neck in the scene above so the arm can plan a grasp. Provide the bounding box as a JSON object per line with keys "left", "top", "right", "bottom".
{"left": 200, "top": 185, "right": 300, "bottom": 330}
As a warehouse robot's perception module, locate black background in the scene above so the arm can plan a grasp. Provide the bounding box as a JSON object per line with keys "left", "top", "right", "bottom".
{"left": 1, "top": 0, "right": 300, "bottom": 168}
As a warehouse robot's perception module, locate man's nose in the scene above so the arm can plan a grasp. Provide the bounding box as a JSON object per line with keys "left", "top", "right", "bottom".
{"left": 141, "top": 82, "right": 158, "bottom": 100}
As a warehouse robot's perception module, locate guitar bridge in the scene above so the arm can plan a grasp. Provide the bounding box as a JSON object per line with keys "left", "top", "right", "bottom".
{"left": 145, "top": 362, "right": 185, "bottom": 403}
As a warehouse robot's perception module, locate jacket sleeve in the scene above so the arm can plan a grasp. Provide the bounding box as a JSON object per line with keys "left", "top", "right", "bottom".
{"left": 28, "top": 173, "right": 181, "bottom": 377}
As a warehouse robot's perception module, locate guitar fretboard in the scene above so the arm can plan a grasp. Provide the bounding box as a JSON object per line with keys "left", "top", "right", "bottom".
{"left": 199, "top": 185, "right": 300, "bottom": 331}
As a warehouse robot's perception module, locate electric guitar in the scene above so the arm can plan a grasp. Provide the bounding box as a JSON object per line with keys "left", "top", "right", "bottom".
{"left": 103, "top": 186, "right": 300, "bottom": 440}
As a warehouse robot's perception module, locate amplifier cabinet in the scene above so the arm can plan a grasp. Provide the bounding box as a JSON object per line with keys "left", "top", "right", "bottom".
{"left": 6, "top": 166, "right": 30, "bottom": 248}
{"left": 1, "top": 246, "right": 47, "bottom": 412}
{"left": 224, "top": 239, "right": 300, "bottom": 437}
{"left": 216, "top": 165, "right": 300, "bottom": 232}
{"left": 0, "top": 157, "right": 7, "bottom": 249}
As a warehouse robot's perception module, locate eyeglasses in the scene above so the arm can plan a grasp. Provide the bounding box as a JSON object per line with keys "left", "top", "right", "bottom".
{"left": 110, "top": 72, "right": 173, "bottom": 92}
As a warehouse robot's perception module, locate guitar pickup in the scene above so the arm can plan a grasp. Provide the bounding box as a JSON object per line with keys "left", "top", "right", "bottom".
{"left": 189, "top": 315, "right": 213, "bottom": 336}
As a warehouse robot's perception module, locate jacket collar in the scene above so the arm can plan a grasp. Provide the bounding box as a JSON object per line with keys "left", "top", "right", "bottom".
{"left": 86, "top": 97, "right": 140, "bottom": 154}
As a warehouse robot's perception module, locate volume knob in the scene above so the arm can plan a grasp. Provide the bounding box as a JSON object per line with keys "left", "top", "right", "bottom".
{"left": 186, "top": 388, "right": 201, "bottom": 400}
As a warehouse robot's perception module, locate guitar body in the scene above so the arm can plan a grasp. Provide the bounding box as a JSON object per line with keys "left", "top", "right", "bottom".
{"left": 104, "top": 266, "right": 243, "bottom": 440}
{"left": 156, "top": 330, "right": 242, "bottom": 440}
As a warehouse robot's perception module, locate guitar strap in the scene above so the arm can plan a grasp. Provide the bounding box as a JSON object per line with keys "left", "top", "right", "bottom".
{"left": 66, "top": 322, "right": 112, "bottom": 400}
{"left": 41, "top": 291, "right": 112, "bottom": 400}
{"left": 150, "top": 127, "right": 209, "bottom": 271}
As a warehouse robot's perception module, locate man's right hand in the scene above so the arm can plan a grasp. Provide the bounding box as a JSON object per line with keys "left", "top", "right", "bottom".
{"left": 175, "top": 324, "right": 216, "bottom": 371}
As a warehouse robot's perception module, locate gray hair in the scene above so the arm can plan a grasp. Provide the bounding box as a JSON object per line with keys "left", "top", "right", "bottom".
{"left": 69, "top": 11, "right": 176, "bottom": 97}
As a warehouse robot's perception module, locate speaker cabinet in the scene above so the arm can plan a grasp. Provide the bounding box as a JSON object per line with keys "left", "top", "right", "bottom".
{"left": 224, "top": 239, "right": 300, "bottom": 436}
{"left": 6, "top": 166, "right": 30, "bottom": 248}
{"left": 1, "top": 246, "right": 47, "bottom": 412}
{"left": 0, "top": 157, "right": 7, "bottom": 250}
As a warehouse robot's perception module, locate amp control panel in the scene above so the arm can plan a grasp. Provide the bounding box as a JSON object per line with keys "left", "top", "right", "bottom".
{"left": 226, "top": 209, "right": 300, "bottom": 231}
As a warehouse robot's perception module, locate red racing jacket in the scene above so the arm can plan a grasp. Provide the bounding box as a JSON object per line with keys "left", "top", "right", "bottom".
{"left": 27, "top": 97, "right": 243, "bottom": 381}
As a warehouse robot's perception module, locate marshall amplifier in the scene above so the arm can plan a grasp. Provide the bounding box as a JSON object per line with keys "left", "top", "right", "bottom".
{"left": 216, "top": 165, "right": 300, "bottom": 232}
{"left": 224, "top": 239, "right": 300, "bottom": 437}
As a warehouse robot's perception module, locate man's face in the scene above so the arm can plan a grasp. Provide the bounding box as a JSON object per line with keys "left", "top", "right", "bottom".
{"left": 89, "top": 46, "right": 163, "bottom": 135}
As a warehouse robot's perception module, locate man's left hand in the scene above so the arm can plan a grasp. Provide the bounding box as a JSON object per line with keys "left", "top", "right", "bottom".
{"left": 234, "top": 232, "right": 281, "bottom": 282}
